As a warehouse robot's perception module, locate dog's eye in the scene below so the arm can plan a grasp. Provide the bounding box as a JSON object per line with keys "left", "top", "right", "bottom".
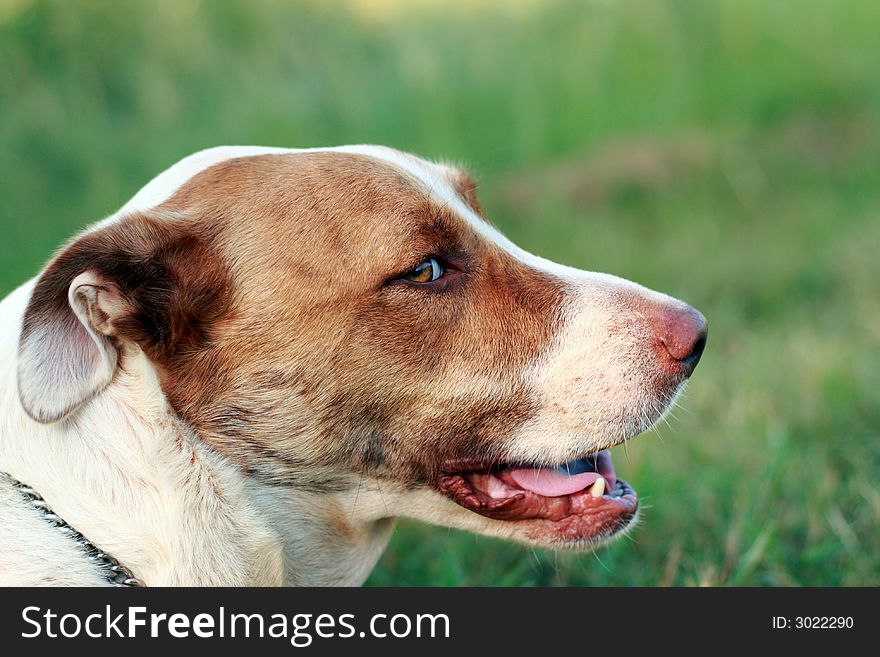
{"left": 402, "top": 258, "right": 444, "bottom": 284}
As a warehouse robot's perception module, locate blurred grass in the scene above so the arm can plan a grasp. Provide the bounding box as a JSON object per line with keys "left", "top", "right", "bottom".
{"left": 1, "top": 0, "right": 878, "bottom": 585}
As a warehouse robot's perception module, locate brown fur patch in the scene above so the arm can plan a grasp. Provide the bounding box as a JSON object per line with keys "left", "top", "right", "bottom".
{"left": 21, "top": 214, "right": 230, "bottom": 369}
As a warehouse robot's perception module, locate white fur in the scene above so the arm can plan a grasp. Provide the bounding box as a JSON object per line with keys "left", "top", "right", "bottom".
{"left": 1, "top": 283, "right": 285, "bottom": 585}
{"left": 0, "top": 481, "right": 110, "bottom": 586}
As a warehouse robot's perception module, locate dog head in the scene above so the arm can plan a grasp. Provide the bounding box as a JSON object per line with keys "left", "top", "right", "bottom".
{"left": 17, "top": 146, "right": 706, "bottom": 550}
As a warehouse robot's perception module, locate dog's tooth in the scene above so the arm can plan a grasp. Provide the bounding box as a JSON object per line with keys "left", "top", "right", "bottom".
{"left": 591, "top": 477, "right": 605, "bottom": 498}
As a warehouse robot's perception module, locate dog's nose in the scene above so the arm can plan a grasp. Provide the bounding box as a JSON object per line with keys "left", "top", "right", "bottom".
{"left": 656, "top": 304, "right": 707, "bottom": 376}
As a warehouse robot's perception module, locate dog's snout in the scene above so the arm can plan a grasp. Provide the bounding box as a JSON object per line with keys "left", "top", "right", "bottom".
{"left": 655, "top": 304, "right": 707, "bottom": 375}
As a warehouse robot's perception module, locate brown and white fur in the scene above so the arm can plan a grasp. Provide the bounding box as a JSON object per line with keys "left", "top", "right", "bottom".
{"left": 0, "top": 145, "right": 706, "bottom": 586}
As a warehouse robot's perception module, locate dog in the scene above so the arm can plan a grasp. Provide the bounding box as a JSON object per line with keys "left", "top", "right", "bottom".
{"left": 0, "top": 145, "right": 706, "bottom": 586}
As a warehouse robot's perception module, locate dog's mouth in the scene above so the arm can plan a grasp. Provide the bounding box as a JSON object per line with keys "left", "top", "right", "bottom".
{"left": 438, "top": 450, "right": 637, "bottom": 546}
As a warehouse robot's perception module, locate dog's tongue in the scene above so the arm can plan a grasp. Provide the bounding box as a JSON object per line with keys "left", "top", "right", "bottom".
{"left": 509, "top": 464, "right": 601, "bottom": 497}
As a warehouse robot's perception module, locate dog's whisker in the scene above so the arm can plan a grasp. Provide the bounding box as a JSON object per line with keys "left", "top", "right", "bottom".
{"left": 588, "top": 545, "right": 612, "bottom": 573}
{"left": 530, "top": 547, "right": 543, "bottom": 574}
{"left": 373, "top": 476, "right": 392, "bottom": 518}
{"left": 350, "top": 461, "right": 366, "bottom": 525}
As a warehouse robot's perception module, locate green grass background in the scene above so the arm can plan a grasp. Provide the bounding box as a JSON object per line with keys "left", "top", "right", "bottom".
{"left": 1, "top": 0, "right": 878, "bottom": 585}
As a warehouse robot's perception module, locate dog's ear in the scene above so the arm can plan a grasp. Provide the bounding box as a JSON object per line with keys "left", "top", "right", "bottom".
{"left": 17, "top": 214, "right": 228, "bottom": 423}
{"left": 18, "top": 268, "right": 129, "bottom": 423}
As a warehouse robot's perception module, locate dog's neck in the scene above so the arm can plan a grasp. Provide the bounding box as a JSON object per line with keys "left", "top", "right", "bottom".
{"left": 0, "top": 281, "right": 393, "bottom": 586}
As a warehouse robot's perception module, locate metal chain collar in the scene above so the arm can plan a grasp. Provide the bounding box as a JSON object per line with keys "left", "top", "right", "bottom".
{"left": 1, "top": 471, "right": 144, "bottom": 587}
